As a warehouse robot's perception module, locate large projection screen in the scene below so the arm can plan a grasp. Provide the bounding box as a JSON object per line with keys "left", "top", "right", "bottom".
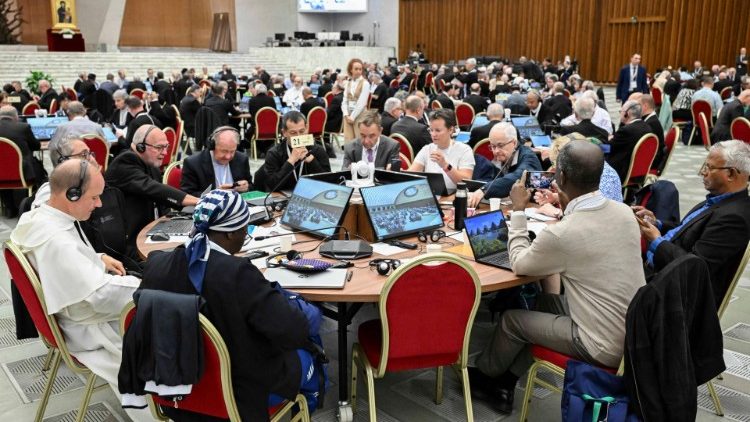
{"left": 298, "top": 0, "right": 367, "bottom": 13}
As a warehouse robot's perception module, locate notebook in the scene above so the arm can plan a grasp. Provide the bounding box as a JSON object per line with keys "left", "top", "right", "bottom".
{"left": 463, "top": 210, "right": 511, "bottom": 270}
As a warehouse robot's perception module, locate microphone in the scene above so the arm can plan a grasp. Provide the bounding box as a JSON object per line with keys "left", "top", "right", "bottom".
{"left": 261, "top": 148, "right": 313, "bottom": 219}
{"left": 253, "top": 225, "right": 350, "bottom": 241}
{"left": 481, "top": 143, "right": 519, "bottom": 196}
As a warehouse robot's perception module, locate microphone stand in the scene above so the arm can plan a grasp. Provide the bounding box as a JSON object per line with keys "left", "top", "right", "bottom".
{"left": 480, "top": 144, "right": 518, "bottom": 197}
{"left": 259, "top": 149, "right": 313, "bottom": 222}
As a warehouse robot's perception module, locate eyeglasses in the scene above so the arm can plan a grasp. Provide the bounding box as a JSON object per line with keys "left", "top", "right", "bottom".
{"left": 63, "top": 150, "right": 95, "bottom": 161}
{"left": 489, "top": 140, "right": 515, "bottom": 150}
{"left": 145, "top": 142, "right": 170, "bottom": 152}
{"left": 698, "top": 161, "right": 738, "bottom": 175}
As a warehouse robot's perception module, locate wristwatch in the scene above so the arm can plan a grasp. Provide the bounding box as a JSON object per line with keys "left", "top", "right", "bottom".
{"left": 443, "top": 163, "right": 453, "bottom": 172}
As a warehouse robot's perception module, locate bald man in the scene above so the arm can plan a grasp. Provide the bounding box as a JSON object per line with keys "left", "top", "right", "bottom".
{"left": 105, "top": 125, "right": 198, "bottom": 252}
{"left": 711, "top": 89, "right": 750, "bottom": 143}
{"left": 299, "top": 86, "right": 324, "bottom": 118}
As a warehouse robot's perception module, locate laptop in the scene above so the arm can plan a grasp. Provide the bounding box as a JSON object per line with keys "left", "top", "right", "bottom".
{"left": 26, "top": 116, "right": 68, "bottom": 140}
{"left": 511, "top": 116, "right": 544, "bottom": 140}
{"left": 403, "top": 171, "right": 454, "bottom": 196}
{"left": 455, "top": 131, "right": 471, "bottom": 143}
{"left": 273, "top": 96, "right": 283, "bottom": 111}
{"left": 147, "top": 218, "right": 194, "bottom": 236}
{"left": 463, "top": 210, "right": 512, "bottom": 270}
{"left": 239, "top": 96, "right": 251, "bottom": 112}
{"left": 471, "top": 115, "right": 489, "bottom": 130}
{"left": 280, "top": 177, "right": 354, "bottom": 238}
{"left": 462, "top": 179, "right": 487, "bottom": 192}
{"left": 530, "top": 134, "right": 551, "bottom": 148}
{"left": 102, "top": 127, "right": 118, "bottom": 142}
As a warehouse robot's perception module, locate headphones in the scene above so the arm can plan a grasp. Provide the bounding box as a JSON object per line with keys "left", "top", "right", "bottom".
{"left": 266, "top": 250, "right": 303, "bottom": 268}
{"left": 206, "top": 126, "right": 240, "bottom": 151}
{"left": 369, "top": 258, "right": 401, "bottom": 276}
{"left": 66, "top": 159, "right": 88, "bottom": 202}
{"left": 418, "top": 230, "right": 446, "bottom": 243}
{"left": 135, "top": 124, "right": 158, "bottom": 153}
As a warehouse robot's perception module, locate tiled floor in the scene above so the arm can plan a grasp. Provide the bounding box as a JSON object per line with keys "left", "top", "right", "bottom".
{"left": 0, "top": 88, "right": 748, "bottom": 421}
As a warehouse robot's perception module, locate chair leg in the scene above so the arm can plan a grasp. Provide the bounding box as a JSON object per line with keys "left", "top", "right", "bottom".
{"left": 41, "top": 348, "right": 55, "bottom": 372}
{"left": 34, "top": 350, "right": 61, "bottom": 422}
{"left": 350, "top": 347, "right": 359, "bottom": 413}
{"left": 435, "top": 366, "right": 444, "bottom": 405}
{"left": 74, "top": 373, "right": 97, "bottom": 422}
{"left": 364, "top": 364, "right": 377, "bottom": 422}
{"left": 706, "top": 380, "right": 724, "bottom": 416}
{"left": 458, "top": 366, "right": 474, "bottom": 422}
{"left": 688, "top": 126, "right": 696, "bottom": 146}
{"left": 252, "top": 139, "right": 257, "bottom": 160}
{"left": 519, "top": 361, "right": 541, "bottom": 422}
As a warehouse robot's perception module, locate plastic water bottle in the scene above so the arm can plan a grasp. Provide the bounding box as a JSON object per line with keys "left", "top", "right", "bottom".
{"left": 454, "top": 182, "right": 468, "bottom": 230}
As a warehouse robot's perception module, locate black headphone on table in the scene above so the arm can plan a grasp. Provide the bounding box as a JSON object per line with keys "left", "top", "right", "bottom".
{"left": 206, "top": 126, "right": 240, "bottom": 151}
{"left": 369, "top": 258, "right": 401, "bottom": 276}
{"left": 266, "top": 250, "right": 303, "bottom": 268}
{"left": 418, "top": 229, "right": 447, "bottom": 243}
{"left": 135, "top": 124, "right": 158, "bottom": 153}
{"left": 66, "top": 159, "right": 88, "bottom": 202}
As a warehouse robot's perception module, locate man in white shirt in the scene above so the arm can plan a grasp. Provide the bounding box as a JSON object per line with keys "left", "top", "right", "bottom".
{"left": 559, "top": 91, "right": 613, "bottom": 135}
{"left": 282, "top": 76, "right": 305, "bottom": 109}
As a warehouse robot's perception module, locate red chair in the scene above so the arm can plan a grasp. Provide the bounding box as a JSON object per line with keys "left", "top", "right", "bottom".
{"left": 161, "top": 127, "right": 178, "bottom": 169}
{"left": 366, "top": 93, "right": 373, "bottom": 109}
{"left": 650, "top": 86, "right": 663, "bottom": 107}
{"left": 252, "top": 107, "right": 280, "bottom": 160}
{"left": 622, "top": 133, "right": 659, "bottom": 198}
{"left": 408, "top": 77, "right": 416, "bottom": 93}
{"left": 688, "top": 99, "right": 713, "bottom": 145}
{"left": 65, "top": 87, "right": 77, "bottom": 101}
{"left": 162, "top": 160, "right": 182, "bottom": 189}
{"left": 519, "top": 345, "right": 621, "bottom": 422}
{"left": 697, "top": 112, "right": 712, "bottom": 151}
{"left": 389, "top": 133, "right": 415, "bottom": 163}
{"left": 350, "top": 253, "right": 481, "bottom": 422}
{"left": 4, "top": 241, "right": 108, "bottom": 422}
{"left": 120, "top": 303, "right": 310, "bottom": 422}
{"left": 731, "top": 117, "right": 750, "bottom": 143}
{"left": 306, "top": 106, "right": 327, "bottom": 142}
{"left": 21, "top": 101, "right": 40, "bottom": 115}
{"left": 130, "top": 88, "right": 145, "bottom": 99}
{"left": 650, "top": 125, "right": 680, "bottom": 177}
{"left": 389, "top": 79, "right": 399, "bottom": 89}
{"left": 48, "top": 98, "right": 58, "bottom": 114}
{"left": 323, "top": 91, "right": 334, "bottom": 108}
{"left": 199, "top": 79, "right": 212, "bottom": 88}
{"left": 80, "top": 134, "right": 110, "bottom": 173}
{"left": 0, "top": 137, "right": 33, "bottom": 197}
{"left": 438, "top": 79, "right": 446, "bottom": 93}
{"left": 174, "top": 117, "right": 186, "bottom": 156}
{"left": 267, "top": 89, "right": 276, "bottom": 97}
{"left": 472, "top": 138, "right": 493, "bottom": 161}
{"left": 398, "top": 152, "right": 411, "bottom": 170}
{"left": 431, "top": 99, "right": 442, "bottom": 110}
{"left": 720, "top": 86, "right": 733, "bottom": 101}
{"left": 455, "top": 103, "right": 475, "bottom": 129}
{"left": 424, "top": 71, "right": 435, "bottom": 95}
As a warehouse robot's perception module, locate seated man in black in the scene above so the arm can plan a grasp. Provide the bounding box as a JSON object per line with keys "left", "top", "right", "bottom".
{"left": 205, "top": 81, "right": 240, "bottom": 126}
{"left": 299, "top": 86, "right": 325, "bottom": 118}
{"left": 259, "top": 111, "right": 330, "bottom": 192}
{"left": 469, "top": 103, "right": 503, "bottom": 148}
{"left": 181, "top": 126, "right": 253, "bottom": 197}
{"left": 140, "top": 190, "right": 319, "bottom": 421}
{"left": 557, "top": 97, "right": 609, "bottom": 142}
{"left": 635, "top": 140, "right": 750, "bottom": 308}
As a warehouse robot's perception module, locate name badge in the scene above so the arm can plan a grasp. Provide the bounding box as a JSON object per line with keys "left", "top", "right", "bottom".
{"left": 290, "top": 134, "right": 315, "bottom": 148}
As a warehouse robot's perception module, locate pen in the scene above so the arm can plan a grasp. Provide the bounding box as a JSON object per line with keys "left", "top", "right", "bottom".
{"left": 346, "top": 271, "right": 353, "bottom": 282}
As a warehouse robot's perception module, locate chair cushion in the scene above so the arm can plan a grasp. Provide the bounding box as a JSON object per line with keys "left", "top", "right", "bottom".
{"left": 358, "top": 319, "right": 459, "bottom": 372}
{"left": 531, "top": 345, "right": 617, "bottom": 374}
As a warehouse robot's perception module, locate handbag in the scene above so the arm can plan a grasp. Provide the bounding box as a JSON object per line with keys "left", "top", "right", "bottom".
{"left": 561, "top": 360, "right": 640, "bottom": 422}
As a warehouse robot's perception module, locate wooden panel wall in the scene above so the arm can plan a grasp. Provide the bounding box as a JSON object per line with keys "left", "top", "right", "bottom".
{"left": 400, "top": 0, "right": 750, "bottom": 83}
{"left": 16, "top": 0, "right": 52, "bottom": 45}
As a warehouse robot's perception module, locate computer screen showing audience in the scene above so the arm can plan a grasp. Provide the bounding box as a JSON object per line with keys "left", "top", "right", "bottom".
{"left": 26, "top": 117, "right": 68, "bottom": 140}
{"left": 511, "top": 116, "right": 544, "bottom": 140}
{"left": 280, "top": 177, "right": 354, "bottom": 238}
{"left": 360, "top": 178, "right": 444, "bottom": 241}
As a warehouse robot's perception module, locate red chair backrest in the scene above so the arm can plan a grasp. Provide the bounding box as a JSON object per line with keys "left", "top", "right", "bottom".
{"left": 691, "top": 100, "right": 713, "bottom": 128}
{"left": 66, "top": 87, "right": 77, "bottom": 101}
{"left": 164, "top": 164, "right": 182, "bottom": 190}
{"left": 720, "top": 86, "right": 733, "bottom": 100}
{"left": 4, "top": 245, "right": 58, "bottom": 348}
{"left": 455, "top": 103, "right": 475, "bottom": 127}
{"left": 408, "top": 78, "right": 416, "bottom": 93}
{"left": 48, "top": 99, "right": 58, "bottom": 114}
{"left": 161, "top": 127, "right": 178, "bottom": 168}
{"left": 0, "top": 138, "right": 27, "bottom": 187}
{"left": 175, "top": 117, "right": 184, "bottom": 143}
{"left": 383, "top": 261, "right": 477, "bottom": 371}
{"left": 130, "top": 89, "right": 145, "bottom": 99}
{"left": 438, "top": 79, "right": 446, "bottom": 92}
{"left": 22, "top": 102, "right": 39, "bottom": 115}
{"left": 664, "top": 126, "right": 678, "bottom": 153}
{"left": 624, "top": 134, "right": 658, "bottom": 184}
{"left": 473, "top": 138, "right": 494, "bottom": 161}
{"left": 80, "top": 135, "right": 109, "bottom": 172}
{"left": 424, "top": 72, "right": 434, "bottom": 89}
{"left": 323, "top": 91, "right": 334, "bottom": 108}
{"left": 398, "top": 152, "right": 411, "bottom": 170}
{"left": 431, "top": 100, "right": 442, "bottom": 110}
{"left": 731, "top": 117, "right": 750, "bottom": 143}
{"left": 306, "top": 106, "right": 327, "bottom": 138}
{"left": 255, "top": 107, "right": 280, "bottom": 139}
{"left": 650, "top": 86, "right": 663, "bottom": 106}
{"left": 390, "top": 133, "right": 414, "bottom": 162}
{"left": 122, "top": 308, "right": 232, "bottom": 419}
{"left": 199, "top": 79, "right": 212, "bottom": 88}
{"left": 389, "top": 79, "right": 399, "bottom": 89}
{"left": 697, "top": 113, "right": 711, "bottom": 150}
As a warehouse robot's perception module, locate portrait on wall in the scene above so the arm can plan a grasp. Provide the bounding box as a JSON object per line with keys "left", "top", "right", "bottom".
{"left": 50, "top": 0, "right": 78, "bottom": 29}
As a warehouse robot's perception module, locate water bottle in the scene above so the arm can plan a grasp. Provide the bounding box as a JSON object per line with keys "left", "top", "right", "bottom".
{"left": 453, "top": 182, "right": 468, "bottom": 230}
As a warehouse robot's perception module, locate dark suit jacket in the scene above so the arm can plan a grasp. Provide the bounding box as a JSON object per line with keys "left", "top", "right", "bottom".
{"left": 714, "top": 79, "right": 734, "bottom": 95}
{"left": 259, "top": 142, "right": 331, "bottom": 192}
{"left": 390, "top": 115, "right": 432, "bottom": 156}
{"left": 644, "top": 113, "right": 665, "bottom": 166}
{"left": 247, "top": 93, "right": 276, "bottom": 122}
{"left": 104, "top": 151, "right": 187, "bottom": 249}
{"left": 37, "top": 89, "right": 58, "bottom": 111}
{"left": 128, "top": 80, "right": 147, "bottom": 93}
{"left": 0, "top": 118, "right": 41, "bottom": 181}
{"left": 558, "top": 119, "right": 610, "bottom": 142}
{"left": 122, "top": 112, "right": 163, "bottom": 151}
{"left": 370, "top": 83, "right": 388, "bottom": 112}
{"left": 342, "top": 136, "right": 400, "bottom": 170}
{"left": 324, "top": 93, "right": 344, "bottom": 133}
{"left": 616, "top": 64, "right": 648, "bottom": 102}
{"left": 435, "top": 93, "right": 455, "bottom": 110}
{"left": 463, "top": 94, "right": 489, "bottom": 114}
{"left": 205, "top": 95, "right": 240, "bottom": 126}
{"left": 653, "top": 190, "right": 750, "bottom": 307}
{"left": 468, "top": 119, "right": 501, "bottom": 148}
{"left": 544, "top": 94, "right": 573, "bottom": 123}
{"left": 299, "top": 96, "right": 325, "bottom": 118}
{"left": 481, "top": 145, "right": 542, "bottom": 198}
{"left": 109, "top": 108, "right": 133, "bottom": 129}
{"left": 180, "top": 149, "right": 253, "bottom": 196}
{"left": 381, "top": 112, "right": 398, "bottom": 136}
{"left": 711, "top": 99, "right": 749, "bottom": 143}
{"left": 179, "top": 95, "right": 201, "bottom": 137}
{"left": 663, "top": 79, "right": 681, "bottom": 101}
{"left": 154, "top": 80, "right": 172, "bottom": 98}
{"left": 607, "top": 119, "right": 652, "bottom": 181}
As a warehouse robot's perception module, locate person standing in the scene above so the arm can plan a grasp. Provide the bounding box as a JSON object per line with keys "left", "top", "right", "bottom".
{"left": 616, "top": 53, "right": 648, "bottom": 103}
{"left": 341, "top": 58, "right": 371, "bottom": 142}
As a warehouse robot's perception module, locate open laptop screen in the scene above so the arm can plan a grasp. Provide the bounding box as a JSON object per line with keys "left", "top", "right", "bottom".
{"left": 26, "top": 117, "right": 68, "bottom": 140}
{"left": 360, "top": 178, "right": 443, "bottom": 241}
{"left": 511, "top": 116, "right": 544, "bottom": 140}
{"left": 463, "top": 210, "right": 509, "bottom": 260}
{"left": 280, "top": 177, "right": 354, "bottom": 238}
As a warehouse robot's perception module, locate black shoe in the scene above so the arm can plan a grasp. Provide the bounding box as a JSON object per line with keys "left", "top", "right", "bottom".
{"left": 467, "top": 367, "right": 498, "bottom": 400}
{"left": 494, "top": 388, "right": 514, "bottom": 414}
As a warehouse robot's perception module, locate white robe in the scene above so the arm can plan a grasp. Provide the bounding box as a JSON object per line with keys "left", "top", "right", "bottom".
{"left": 11, "top": 204, "right": 153, "bottom": 421}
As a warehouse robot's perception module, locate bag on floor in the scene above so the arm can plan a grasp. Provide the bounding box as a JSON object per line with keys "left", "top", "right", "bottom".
{"left": 561, "top": 360, "right": 641, "bottom": 422}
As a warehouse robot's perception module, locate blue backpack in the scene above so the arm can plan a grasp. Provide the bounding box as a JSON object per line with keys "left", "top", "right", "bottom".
{"left": 562, "top": 360, "right": 640, "bottom": 422}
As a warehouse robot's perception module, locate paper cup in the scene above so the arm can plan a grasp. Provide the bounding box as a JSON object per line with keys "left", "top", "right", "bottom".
{"left": 490, "top": 198, "right": 502, "bottom": 211}
{"left": 279, "top": 236, "right": 293, "bottom": 252}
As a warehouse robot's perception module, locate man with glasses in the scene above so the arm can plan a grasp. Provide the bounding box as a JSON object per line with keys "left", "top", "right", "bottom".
{"left": 468, "top": 122, "right": 542, "bottom": 208}
{"left": 106, "top": 125, "right": 198, "bottom": 251}
{"left": 634, "top": 140, "right": 750, "bottom": 307}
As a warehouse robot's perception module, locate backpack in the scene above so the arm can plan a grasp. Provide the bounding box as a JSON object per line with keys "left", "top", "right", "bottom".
{"left": 562, "top": 360, "right": 640, "bottom": 422}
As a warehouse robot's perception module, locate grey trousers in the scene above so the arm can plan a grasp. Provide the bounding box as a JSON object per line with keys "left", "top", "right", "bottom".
{"left": 475, "top": 293, "right": 597, "bottom": 378}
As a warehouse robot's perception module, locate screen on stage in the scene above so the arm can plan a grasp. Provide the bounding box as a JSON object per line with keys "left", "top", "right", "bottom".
{"left": 298, "top": 0, "right": 367, "bottom": 13}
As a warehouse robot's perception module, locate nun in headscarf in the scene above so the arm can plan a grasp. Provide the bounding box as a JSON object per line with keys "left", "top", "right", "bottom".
{"left": 140, "top": 189, "right": 315, "bottom": 421}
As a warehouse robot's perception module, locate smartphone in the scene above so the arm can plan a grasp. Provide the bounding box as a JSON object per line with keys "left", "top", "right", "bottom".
{"left": 525, "top": 171, "right": 555, "bottom": 189}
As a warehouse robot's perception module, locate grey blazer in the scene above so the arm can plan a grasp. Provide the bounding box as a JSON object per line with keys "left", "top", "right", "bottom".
{"left": 342, "top": 135, "right": 400, "bottom": 170}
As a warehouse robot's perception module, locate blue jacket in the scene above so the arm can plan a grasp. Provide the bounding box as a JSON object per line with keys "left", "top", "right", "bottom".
{"left": 616, "top": 64, "right": 648, "bottom": 102}
{"left": 473, "top": 145, "right": 542, "bottom": 199}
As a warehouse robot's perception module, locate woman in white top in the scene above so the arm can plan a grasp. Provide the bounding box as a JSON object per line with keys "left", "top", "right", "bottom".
{"left": 408, "top": 108, "right": 475, "bottom": 191}
{"left": 341, "top": 58, "right": 371, "bottom": 142}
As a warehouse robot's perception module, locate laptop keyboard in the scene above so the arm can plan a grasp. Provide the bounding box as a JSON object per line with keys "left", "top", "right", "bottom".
{"left": 147, "top": 219, "right": 194, "bottom": 235}
{"left": 482, "top": 252, "right": 511, "bottom": 268}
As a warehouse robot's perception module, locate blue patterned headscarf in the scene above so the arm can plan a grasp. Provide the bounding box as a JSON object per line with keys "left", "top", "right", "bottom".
{"left": 185, "top": 190, "right": 250, "bottom": 292}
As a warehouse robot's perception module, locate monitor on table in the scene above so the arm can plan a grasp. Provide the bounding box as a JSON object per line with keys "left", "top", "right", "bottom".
{"left": 471, "top": 115, "right": 489, "bottom": 130}
{"left": 26, "top": 116, "right": 68, "bottom": 140}
{"left": 280, "top": 177, "right": 354, "bottom": 238}
{"left": 511, "top": 116, "right": 544, "bottom": 140}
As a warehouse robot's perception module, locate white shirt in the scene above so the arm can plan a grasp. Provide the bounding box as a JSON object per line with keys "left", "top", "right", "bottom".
{"left": 283, "top": 86, "right": 304, "bottom": 109}
{"left": 413, "top": 141, "right": 475, "bottom": 190}
{"left": 362, "top": 139, "right": 379, "bottom": 163}
{"left": 211, "top": 152, "right": 234, "bottom": 187}
{"left": 560, "top": 106, "right": 614, "bottom": 135}
{"left": 629, "top": 65, "right": 638, "bottom": 90}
